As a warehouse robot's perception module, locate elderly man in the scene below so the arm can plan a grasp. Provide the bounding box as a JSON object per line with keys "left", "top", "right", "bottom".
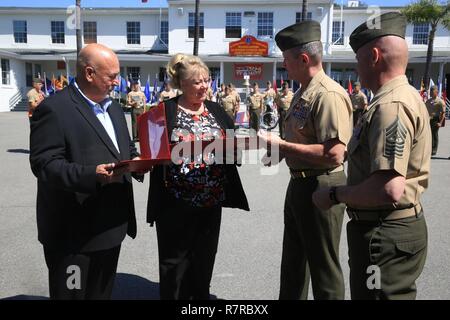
{"left": 30, "top": 43, "right": 143, "bottom": 300}
{"left": 313, "top": 12, "right": 431, "bottom": 300}
{"left": 259, "top": 20, "right": 352, "bottom": 300}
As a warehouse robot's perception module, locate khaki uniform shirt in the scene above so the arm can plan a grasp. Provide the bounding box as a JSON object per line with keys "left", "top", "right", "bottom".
{"left": 264, "top": 88, "right": 277, "bottom": 101}
{"left": 347, "top": 75, "right": 431, "bottom": 210}
{"left": 232, "top": 90, "right": 241, "bottom": 105}
{"left": 285, "top": 69, "right": 352, "bottom": 170}
{"left": 247, "top": 92, "right": 264, "bottom": 111}
{"left": 205, "top": 87, "right": 214, "bottom": 101}
{"left": 221, "top": 94, "right": 236, "bottom": 113}
{"left": 350, "top": 91, "right": 368, "bottom": 111}
{"left": 159, "top": 89, "right": 177, "bottom": 102}
{"left": 425, "top": 96, "right": 445, "bottom": 121}
{"left": 127, "top": 91, "right": 146, "bottom": 109}
{"left": 27, "top": 88, "right": 44, "bottom": 117}
{"left": 275, "top": 90, "right": 294, "bottom": 111}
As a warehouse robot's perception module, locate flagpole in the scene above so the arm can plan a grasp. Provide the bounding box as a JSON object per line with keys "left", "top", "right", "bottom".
{"left": 43, "top": 72, "right": 48, "bottom": 96}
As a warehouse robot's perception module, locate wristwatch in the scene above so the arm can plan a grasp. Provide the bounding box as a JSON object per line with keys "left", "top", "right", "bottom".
{"left": 329, "top": 186, "right": 340, "bottom": 205}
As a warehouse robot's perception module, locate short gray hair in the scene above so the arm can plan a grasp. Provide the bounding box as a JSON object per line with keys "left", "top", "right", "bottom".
{"left": 289, "top": 41, "right": 323, "bottom": 64}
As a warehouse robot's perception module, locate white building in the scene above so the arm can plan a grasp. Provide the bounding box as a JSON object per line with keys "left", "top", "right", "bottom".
{"left": 0, "top": 0, "right": 449, "bottom": 112}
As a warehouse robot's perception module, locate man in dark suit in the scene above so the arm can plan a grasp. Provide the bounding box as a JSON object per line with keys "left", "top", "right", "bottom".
{"left": 30, "top": 44, "right": 142, "bottom": 299}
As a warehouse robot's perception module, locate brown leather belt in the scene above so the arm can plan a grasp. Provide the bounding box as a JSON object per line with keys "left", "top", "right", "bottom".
{"left": 290, "top": 166, "right": 344, "bottom": 179}
{"left": 346, "top": 203, "right": 422, "bottom": 222}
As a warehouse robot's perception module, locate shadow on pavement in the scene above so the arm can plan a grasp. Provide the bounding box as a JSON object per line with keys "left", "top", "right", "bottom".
{"left": 1, "top": 295, "right": 48, "bottom": 300}
{"left": 112, "top": 273, "right": 219, "bottom": 300}
{"left": 6, "top": 149, "right": 30, "bottom": 154}
{"left": 431, "top": 156, "right": 450, "bottom": 160}
{"left": 112, "top": 273, "right": 160, "bottom": 300}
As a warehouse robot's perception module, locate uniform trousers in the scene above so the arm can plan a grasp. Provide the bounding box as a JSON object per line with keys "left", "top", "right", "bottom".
{"left": 249, "top": 109, "right": 260, "bottom": 132}
{"left": 278, "top": 109, "right": 288, "bottom": 139}
{"left": 347, "top": 212, "right": 427, "bottom": 300}
{"left": 280, "top": 171, "right": 346, "bottom": 300}
{"left": 131, "top": 107, "right": 144, "bottom": 140}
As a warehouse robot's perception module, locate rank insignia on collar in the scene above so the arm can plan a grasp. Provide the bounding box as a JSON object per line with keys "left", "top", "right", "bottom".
{"left": 384, "top": 117, "right": 407, "bottom": 158}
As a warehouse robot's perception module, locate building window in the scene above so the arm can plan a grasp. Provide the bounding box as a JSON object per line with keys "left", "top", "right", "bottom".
{"left": 332, "top": 21, "right": 344, "bottom": 45}
{"left": 127, "top": 67, "right": 140, "bottom": 82}
{"left": 160, "top": 20, "right": 169, "bottom": 46}
{"left": 51, "top": 21, "right": 65, "bottom": 44}
{"left": 413, "top": 23, "right": 429, "bottom": 45}
{"left": 13, "top": 20, "right": 27, "bottom": 43}
{"left": 188, "top": 12, "right": 204, "bottom": 38}
{"left": 257, "top": 12, "right": 273, "bottom": 37}
{"left": 127, "top": 21, "right": 141, "bottom": 45}
{"left": 226, "top": 12, "right": 242, "bottom": 38}
{"left": 295, "top": 12, "right": 312, "bottom": 23}
{"left": 83, "top": 21, "right": 97, "bottom": 44}
{"left": 1, "top": 59, "right": 11, "bottom": 85}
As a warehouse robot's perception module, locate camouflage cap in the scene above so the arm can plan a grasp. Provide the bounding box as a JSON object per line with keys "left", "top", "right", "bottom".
{"left": 275, "top": 20, "right": 321, "bottom": 52}
{"left": 354, "top": 81, "right": 361, "bottom": 87}
{"left": 349, "top": 12, "right": 407, "bottom": 53}
{"left": 33, "top": 77, "right": 43, "bottom": 84}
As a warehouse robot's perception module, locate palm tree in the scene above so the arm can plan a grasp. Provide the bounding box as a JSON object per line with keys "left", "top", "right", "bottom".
{"left": 402, "top": 0, "right": 450, "bottom": 89}
{"left": 301, "top": 0, "right": 308, "bottom": 21}
{"left": 193, "top": 0, "right": 200, "bottom": 55}
{"left": 76, "top": 0, "right": 82, "bottom": 59}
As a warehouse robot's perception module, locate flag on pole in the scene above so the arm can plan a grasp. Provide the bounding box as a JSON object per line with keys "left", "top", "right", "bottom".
{"left": 144, "top": 78, "right": 151, "bottom": 103}
{"left": 43, "top": 72, "right": 48, "bottom": 96}
{"left": 427, "top": 78, "right": 436, "bottom": 99}
{"left": 273, "top": 79, "right": 278, "bottom": 94}
{"left": 347, "top": 78, "right": 353, "bottom": 95}
{"left": 211, "top": 79, "right": 218, "bottom": 95}
{"left": 280, "top": 74, "right": 284, "bottom": 87}
{"left": 151, "top": 78, "right": 159, "bottom": 104}
{"left": 419, "top": 78, "right": 426, "bottom": 101}
{"left": 119, "top": 76, "right": 128, "bottom": 94}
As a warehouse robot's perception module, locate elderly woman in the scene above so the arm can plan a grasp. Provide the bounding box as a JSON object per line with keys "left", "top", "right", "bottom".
{"left": 146, "top": 53, "right": 249, "bottom": 300}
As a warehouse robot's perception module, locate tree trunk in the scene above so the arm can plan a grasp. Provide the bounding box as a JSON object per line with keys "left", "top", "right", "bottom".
{"left": 76, "top": 0, "right": 82, "bottom": 59}
{"left": 193, "top": 0, "right": 200, "bottom": 56}
{"left": 424, "top": 24, "right": 436, "bottom": 91}
{"left": 302, "top": 0, "right": 308, "bottom": 21}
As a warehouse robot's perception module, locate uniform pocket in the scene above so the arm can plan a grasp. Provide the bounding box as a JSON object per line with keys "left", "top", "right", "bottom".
{"left": 395, "top": 238, "right": 427, "bottom": 255}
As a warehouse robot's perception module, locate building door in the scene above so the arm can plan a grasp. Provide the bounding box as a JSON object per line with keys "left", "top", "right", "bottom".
{"left": 34, "top": 64, "right": 42, "bottom": 78}
{"left": 25, "top": 62, "right": 32, "bottom": 87}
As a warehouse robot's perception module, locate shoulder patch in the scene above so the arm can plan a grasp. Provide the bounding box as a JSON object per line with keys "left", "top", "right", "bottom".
{"left": 384, "top": 117, "right": 407, "bottom": 158}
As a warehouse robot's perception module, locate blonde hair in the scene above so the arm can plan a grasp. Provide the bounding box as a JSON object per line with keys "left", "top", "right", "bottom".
{"left": 166, "top": 53, "right": 209, "bottom": 89}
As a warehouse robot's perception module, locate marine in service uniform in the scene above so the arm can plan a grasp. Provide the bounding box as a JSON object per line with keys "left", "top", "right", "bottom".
{"left": 159, "top": 82, "right": 177, "bottom": 102}
{"left": 127, "top": 81, "right": 146, "bottom": 141}
{"left": 220, "top": 86, "right": 238, "bottom": 121}
{"left": 27, "top": 78, "right": 45, "bottom": 119}
{"left": 228, "top": 83, "right": 241, "bottom": 107}
{"left": 247, "top": 82, "right": 264, "bottom": 132}
{"left": 205, "top": 86, "right": 214, "bottom": 101}
{"left": 275, "top": 81, "right": 294, "bottom": 139}
{"left": 264, "top": 81, "right": 277, "bottom": 112}
{"left": 312, "top": 12, "right": 431, "bottom": 300}
{"left": 259, "top": 20, "right": 352, "bottom": 300}
{"left": 425, "top": 85, "right": 445, "bottom": 155}
{"left": 350, "top": 82, "right": 368, "bottom": 127}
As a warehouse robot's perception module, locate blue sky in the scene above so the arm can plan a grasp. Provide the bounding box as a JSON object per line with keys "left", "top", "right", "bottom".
{"left": 0, "top": 0, "right": 418, "bottom": 8}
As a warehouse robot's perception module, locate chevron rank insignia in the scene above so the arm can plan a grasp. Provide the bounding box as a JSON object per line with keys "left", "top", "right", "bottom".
{"left": 384, "top": 117, "right": 407, "bottom": 158}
